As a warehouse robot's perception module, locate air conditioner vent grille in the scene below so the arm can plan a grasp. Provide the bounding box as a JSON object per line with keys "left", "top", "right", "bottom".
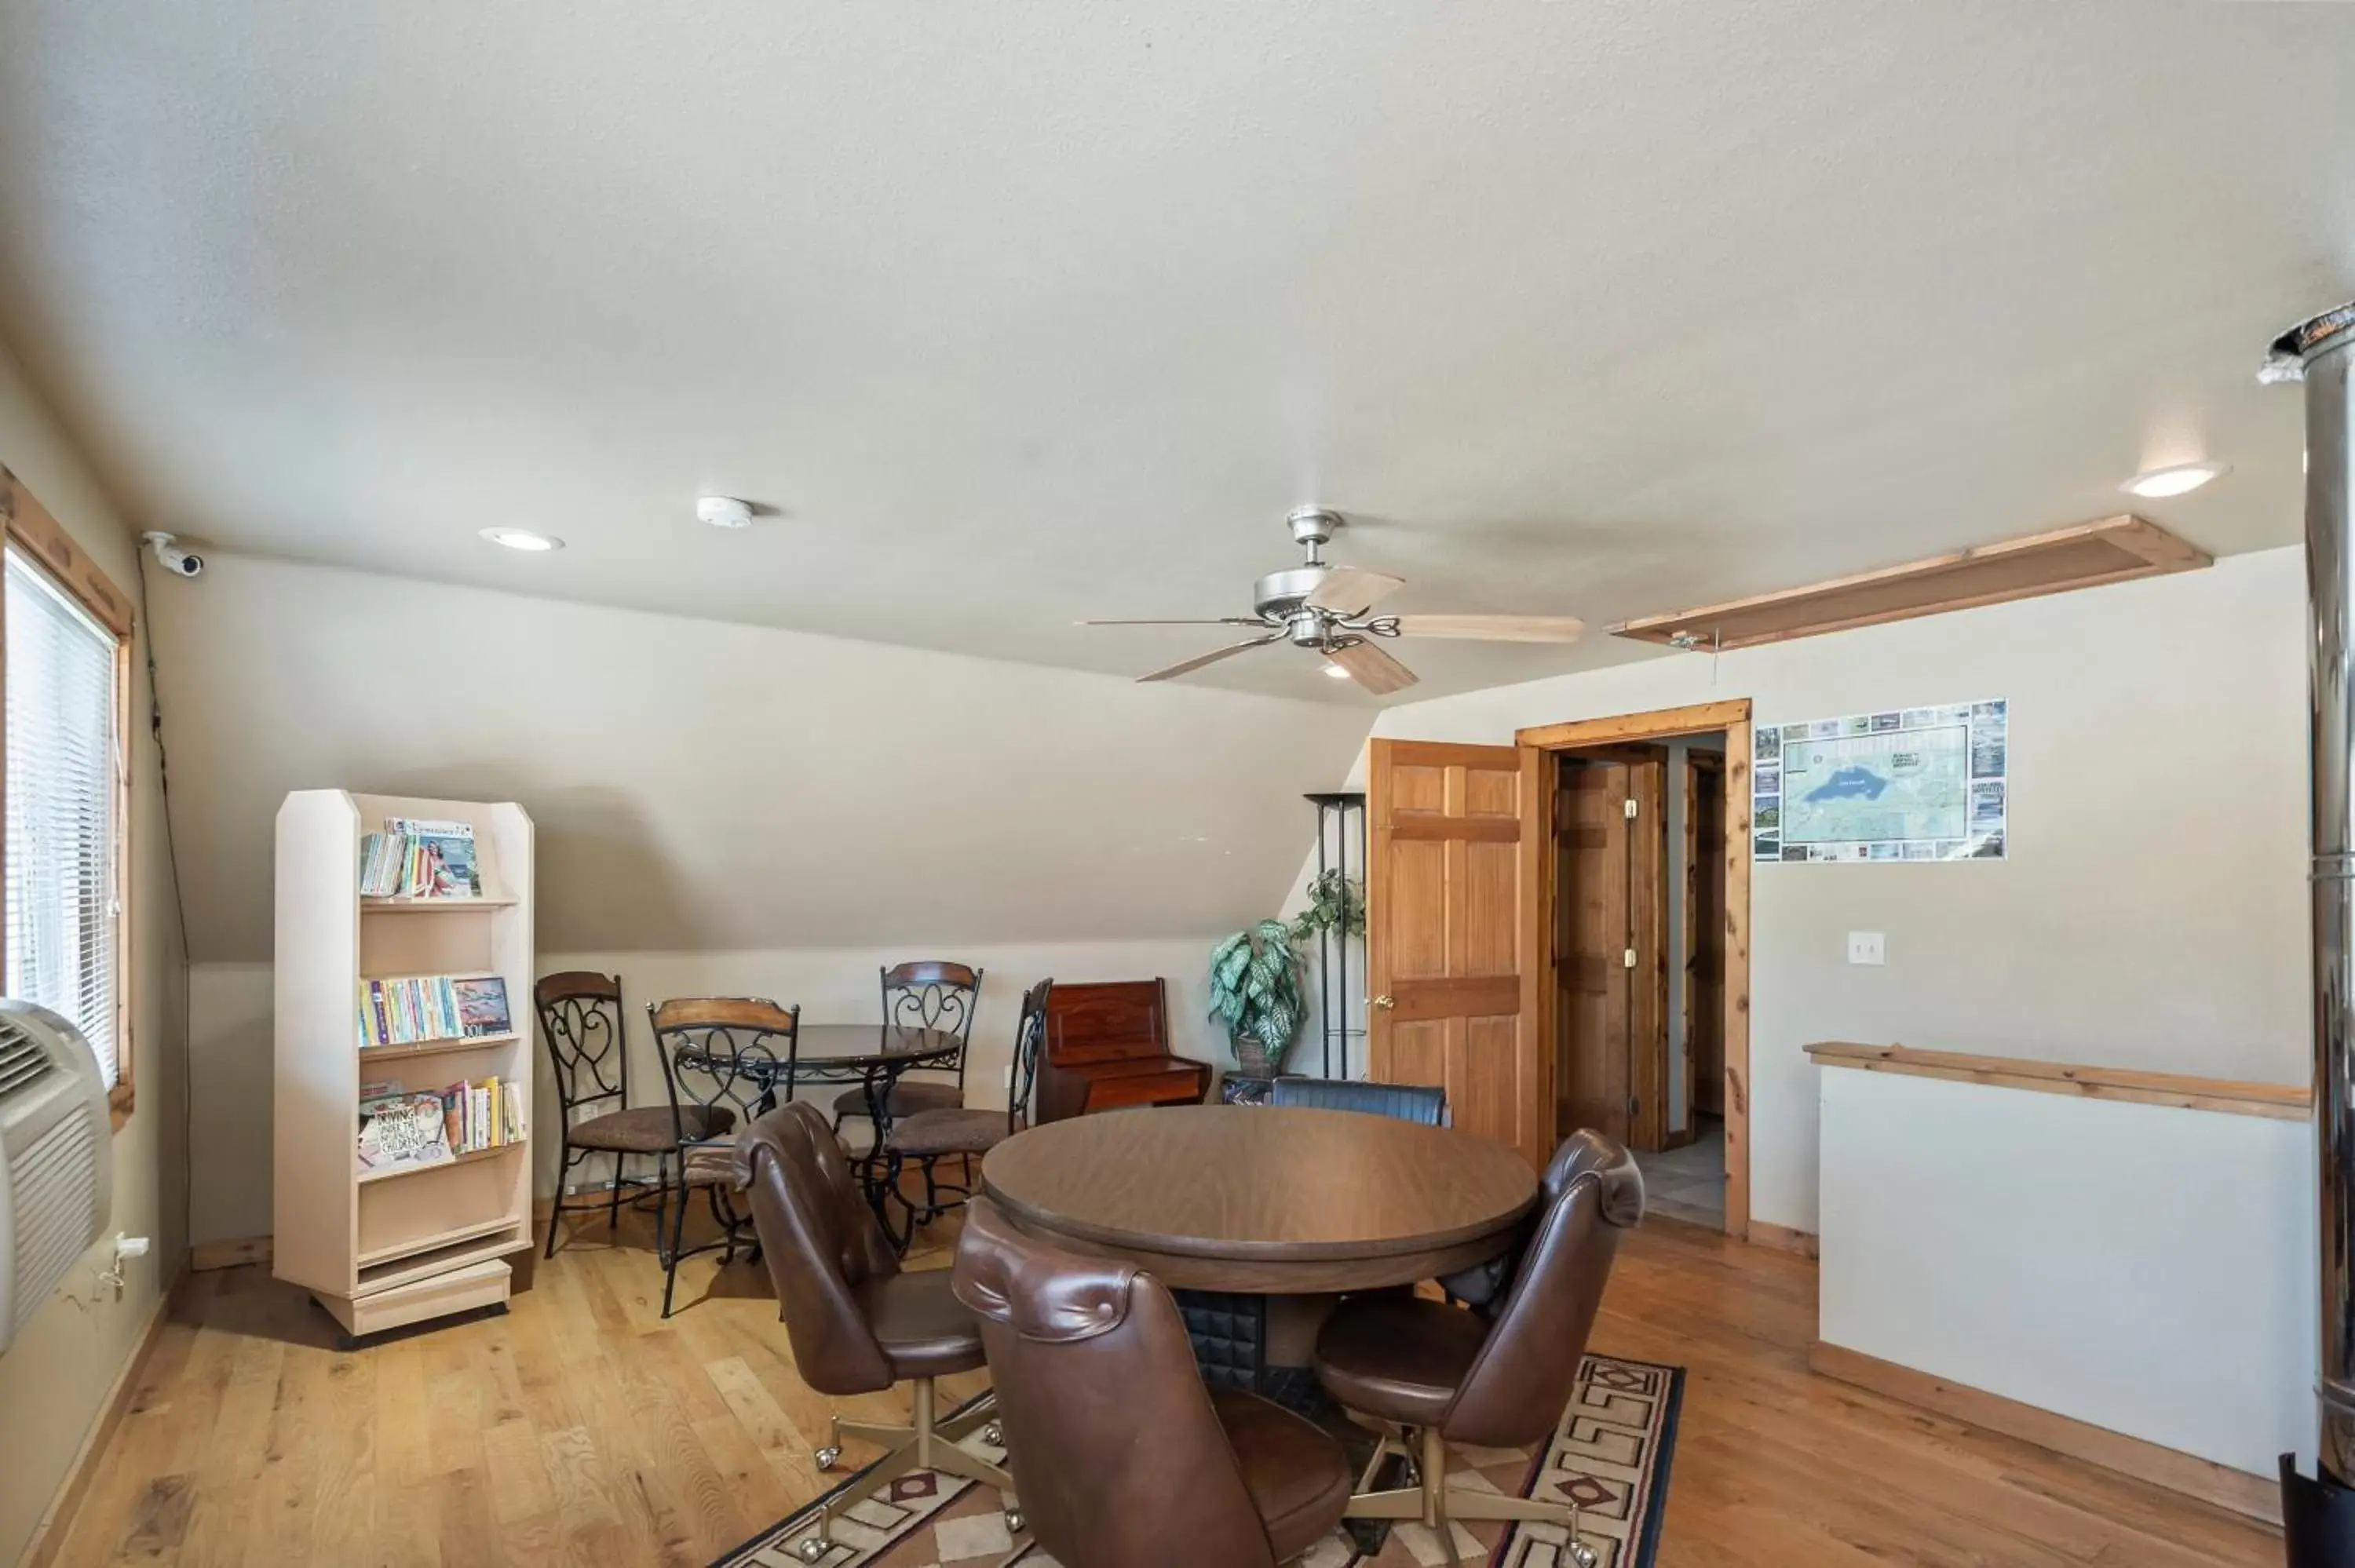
{"left": 11, "top": 1111, "right": 99, "bottom": 1329}
{"left": 0, "top": 1019, "right": 50, "bottom": 1099}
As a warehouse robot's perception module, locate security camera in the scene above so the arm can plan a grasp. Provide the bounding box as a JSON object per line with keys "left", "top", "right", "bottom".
{"left": 141, "top": 531, "right": 203, "bottom": 578}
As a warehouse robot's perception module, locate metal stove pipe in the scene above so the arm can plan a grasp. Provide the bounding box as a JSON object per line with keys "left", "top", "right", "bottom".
{"left": 2269, "top": 298, "right": 2355, "bottom": 1566}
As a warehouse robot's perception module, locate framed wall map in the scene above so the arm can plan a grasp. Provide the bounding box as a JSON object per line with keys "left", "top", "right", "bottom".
{"left": 1754, "top": 699, "right": 2007, "bottom": 862}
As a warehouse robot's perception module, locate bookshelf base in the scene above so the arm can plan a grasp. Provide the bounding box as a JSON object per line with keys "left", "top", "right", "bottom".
{"left": 319, "top": 1256, "right": 513, "bottom": 1339}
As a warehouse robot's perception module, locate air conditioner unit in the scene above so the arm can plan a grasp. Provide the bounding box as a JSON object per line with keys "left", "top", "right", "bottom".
{"left": 0, "top": 999, "right": 111, "bottom": 1354}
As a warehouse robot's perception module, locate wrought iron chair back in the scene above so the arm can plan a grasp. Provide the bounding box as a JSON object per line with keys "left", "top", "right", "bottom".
{"left": 1007, "top": 976, "right": 1050, "bottom": 1136}
{"left": 644, "top": 996, "right": 802, "bottom": 1317}
{"left": 881, "top": 961, "right": 983, "bottom": 1090}
{"left": 536, "top": 971, "right": 630, "bottom": 1125}
{"left": 647, "top": 997, "right": 804, "bottom": 1151}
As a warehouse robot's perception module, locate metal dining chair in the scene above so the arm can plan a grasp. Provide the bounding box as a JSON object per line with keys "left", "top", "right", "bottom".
{"left": 831, "top": 961, "right": 984, "bottom": 1144}
{"left": 538, "top": 972, "right": 712, "bottom": 1257}
{"left": 877, "top": 977, "right": 1048, "bottom": 1250}
{"left": 645, "top": 996, "right": 801, "bottom": 1317}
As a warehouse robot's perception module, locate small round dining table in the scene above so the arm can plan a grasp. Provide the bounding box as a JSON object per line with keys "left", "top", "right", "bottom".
{"left": 980, "top": 1103, "right": 1539, "bottom": 1294}
{"left": 732, "top": 1022, "right": 963, "bottom": 1201}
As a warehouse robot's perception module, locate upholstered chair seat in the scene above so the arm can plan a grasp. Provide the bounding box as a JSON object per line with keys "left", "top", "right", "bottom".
{"left": 955, "top": 1196, "right": 1351, "bottom": 1567}
{"left": 736, "top": 1102, "right": 1015, "bottom": 1563}
{"left": 1310, "top": 1129, "right": 1646, "bottom": 1567}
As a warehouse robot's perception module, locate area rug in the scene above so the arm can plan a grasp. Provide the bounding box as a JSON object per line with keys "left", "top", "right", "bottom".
{"left": 714, "top": 1352, "right": 1682, "bottom": 1568}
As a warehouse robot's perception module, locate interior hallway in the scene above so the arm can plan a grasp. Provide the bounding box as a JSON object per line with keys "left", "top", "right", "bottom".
{"left": 1639, "top": 1116, "right": 1726, "bottom": 1228}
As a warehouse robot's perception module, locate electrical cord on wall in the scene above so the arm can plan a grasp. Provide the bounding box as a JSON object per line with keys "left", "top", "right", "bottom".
{"left": 132, "top": 549, "right": 195, "bottom": 1257}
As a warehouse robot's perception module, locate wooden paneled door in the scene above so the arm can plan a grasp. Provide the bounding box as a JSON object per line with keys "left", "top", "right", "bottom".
{"left": 1365, "top": 740, "right": 1547, "bottom": 1169}
{"left": 1554, "top": 754, "right": 1667, "bottom": 1150}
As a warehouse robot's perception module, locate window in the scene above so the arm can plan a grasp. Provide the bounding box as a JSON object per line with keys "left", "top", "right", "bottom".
{"left": 4, "top": 542, "right": 127, "bottom": 1097}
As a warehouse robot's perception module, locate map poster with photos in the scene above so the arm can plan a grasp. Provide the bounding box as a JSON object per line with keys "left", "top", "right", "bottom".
{"left": 1753, "top": 698, "right": 2008, "bottom": 862}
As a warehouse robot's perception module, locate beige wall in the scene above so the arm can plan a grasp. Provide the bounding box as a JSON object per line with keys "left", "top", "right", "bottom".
{"left": 144, "top": 554, "right": 1371, "bottom": 961}
{"left": 0, "top": 344, "right": 188, "bottom": 1564}
{"left": 1369, "top": 546, "right": 2309, "bottom": 1234}
{"left": 150, "top": 553, "right": 1367, "bottom": 1245}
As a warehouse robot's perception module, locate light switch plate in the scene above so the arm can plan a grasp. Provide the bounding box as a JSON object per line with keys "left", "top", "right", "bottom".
{"left": 1847, "top": 931, "right": 1886, "bottom": 966}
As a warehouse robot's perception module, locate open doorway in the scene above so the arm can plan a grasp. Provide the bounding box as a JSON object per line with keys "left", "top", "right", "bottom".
{"left": 1521, "top": 701, "right": 1753, "bottom": 1238}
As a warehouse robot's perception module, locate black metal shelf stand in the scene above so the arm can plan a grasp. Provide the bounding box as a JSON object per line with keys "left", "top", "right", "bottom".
{"left": 1303, "top": 790, "right": 1367, "bottom": 1080}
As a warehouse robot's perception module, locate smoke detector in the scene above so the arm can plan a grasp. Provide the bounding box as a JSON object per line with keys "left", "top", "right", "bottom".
{"left": 697, "top": 496, "right": 754, "bottom": 531}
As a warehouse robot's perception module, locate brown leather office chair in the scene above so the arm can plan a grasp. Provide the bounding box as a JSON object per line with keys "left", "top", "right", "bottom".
{"left": 954, "top": 1196, "right": 1353, "bottom": 1568}
{"left": 733, "top": 1102, "right": 1017, "bottom": 1564}
{"left": 1312, "top": 1129, "right": 1644, "bottom": 1568}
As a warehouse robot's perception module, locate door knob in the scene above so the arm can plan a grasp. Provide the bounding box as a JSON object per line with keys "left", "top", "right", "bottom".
{"left": 1371, "top": 994, "right": 1395, "bottom": 1010}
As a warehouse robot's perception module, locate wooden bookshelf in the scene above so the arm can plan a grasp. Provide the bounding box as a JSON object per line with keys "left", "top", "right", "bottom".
{"left": 274, "top": 791, "right": 535, "bottom": 1338}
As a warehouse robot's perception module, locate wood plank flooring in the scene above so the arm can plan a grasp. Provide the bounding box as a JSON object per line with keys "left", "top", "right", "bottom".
{"left": 42, "top": 1209, "right": 2280, "bottom": 1566}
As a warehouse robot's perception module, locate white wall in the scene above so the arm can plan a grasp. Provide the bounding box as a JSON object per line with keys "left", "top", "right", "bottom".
{"left": 0, "top": 342, "right": 188, "bottom": 1566}
{"left": 1819, "top": 1067, "right": 2314, "bottom": 1479}
{"left": 1370, "top": 549, "right": 2309, "bottom": 1232}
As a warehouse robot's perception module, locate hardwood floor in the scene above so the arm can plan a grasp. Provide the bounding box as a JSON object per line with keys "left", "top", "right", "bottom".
{"left": 43, "top": 1209, "right": 2280, "bottom": 1566}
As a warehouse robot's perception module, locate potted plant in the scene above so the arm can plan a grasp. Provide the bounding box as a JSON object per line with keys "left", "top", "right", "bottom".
{"left": 1290, "top": 869, "right": 1366, "bottom": 944}
{"left": 1207, "top": 874, "right": 1366, "bottom": 1079}
{"left": 1207, "top": 918, "right": 1305, "bottom": 1079}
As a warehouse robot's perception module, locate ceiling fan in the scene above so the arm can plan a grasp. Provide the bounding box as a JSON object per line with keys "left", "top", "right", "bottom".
{"left": 1083, "top": 508, "right": 1585, "bottom": 694}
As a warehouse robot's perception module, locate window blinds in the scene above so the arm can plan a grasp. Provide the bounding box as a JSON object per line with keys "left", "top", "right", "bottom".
{"left": 5, "top": 546, "right": 120, "bottom": 1087}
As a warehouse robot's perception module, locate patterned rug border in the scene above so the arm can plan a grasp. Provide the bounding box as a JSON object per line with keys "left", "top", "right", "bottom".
{"left": 715, "top": 1357, "right": 1685, "bottom": 1568}
{"left": 707, "top": 1391, "right": 1000, "bottom": 1568}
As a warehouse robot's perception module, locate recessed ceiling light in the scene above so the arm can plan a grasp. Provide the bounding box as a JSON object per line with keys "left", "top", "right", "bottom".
{"left": 1322, "top": 662, "right": 1353, "bottom": 680}
{"left": 479, "top": 527, "right": 563, "bottom": 552}
{"left": 2121, "top": 461, "right": 2229, "bottom": 499}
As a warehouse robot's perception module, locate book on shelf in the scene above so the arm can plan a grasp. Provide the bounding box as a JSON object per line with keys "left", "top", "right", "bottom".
{"left": 357, "top": 817, "right": 484, "bottom": 899}
{"left": 357, "top": 973, "right": 513, "bottom": 1048}
{"left": 358, "top": 1074, "right": 525, "bottom": 1172}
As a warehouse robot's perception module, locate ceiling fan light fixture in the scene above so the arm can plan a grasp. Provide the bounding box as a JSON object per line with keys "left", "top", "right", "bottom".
{"left": 2122, "top": 460, "right": 2229, "bottom": 498}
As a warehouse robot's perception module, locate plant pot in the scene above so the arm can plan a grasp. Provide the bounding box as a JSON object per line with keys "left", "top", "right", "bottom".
{"left": 1232, "top": 1038, "right": 1279, "bottom": 1080}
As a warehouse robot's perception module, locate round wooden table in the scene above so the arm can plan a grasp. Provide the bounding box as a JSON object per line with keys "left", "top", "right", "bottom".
{"left": 980, "top": 1103, "right": 1539, "bottom": 1293}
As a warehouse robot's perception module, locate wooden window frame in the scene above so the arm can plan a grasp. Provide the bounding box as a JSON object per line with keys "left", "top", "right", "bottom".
{"left": 0, "top": 464, "right": 137, "bottom": 1130}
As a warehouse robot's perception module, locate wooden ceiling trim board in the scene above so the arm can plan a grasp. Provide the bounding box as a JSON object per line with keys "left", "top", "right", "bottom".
{"left": 1609, "top": 515, "right": 2211, "bottom": 653}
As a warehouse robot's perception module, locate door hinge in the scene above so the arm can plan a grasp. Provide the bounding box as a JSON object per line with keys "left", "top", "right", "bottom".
{"left": 1623, "top": 946, "right": 1638, "bottom": 969}
{"left": 1623, "top": 797, "right": 1639, "bottom": 819}
{"left": 1627, "top": 1094, "right": 1641, "bottom": 1116}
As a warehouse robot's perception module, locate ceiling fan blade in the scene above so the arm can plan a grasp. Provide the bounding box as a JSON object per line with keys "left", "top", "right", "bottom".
{"left": 1326, "top": 638, "right": 1420, "bottom": 695}
{"left": 1080, "top": 618, "right": 1269, "bottom": 627}
{"left": 1387, "top": 614, "right": 1586, "bottom": 644}
{"left": 1137, "top": 632, "right": 1285, "bottom": 683}
{"left": 1304, "top": 566, "right": 1408, "bottom": 614}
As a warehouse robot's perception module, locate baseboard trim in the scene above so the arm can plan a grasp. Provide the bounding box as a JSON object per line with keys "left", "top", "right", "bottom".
{"left": 188, "top": 1234, "right": 271, "bottom": 1271}
{"left": 1806, "top": 1340, "right": 2280, "bottom": 1527}
{"left": 1747, "top": 1220, "right": 1820, "bottom": 1259}
{"left": 20, "top": 1278, "right": 179, "bottom": 1568}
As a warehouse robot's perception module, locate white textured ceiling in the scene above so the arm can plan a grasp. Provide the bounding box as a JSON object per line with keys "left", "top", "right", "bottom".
{"left": 0, "top": 2, "right": 2350, "bottom": 702}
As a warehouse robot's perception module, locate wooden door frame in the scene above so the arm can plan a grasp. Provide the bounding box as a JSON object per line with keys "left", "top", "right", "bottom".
{"left": 1517, "top": 698, "right": 1753, "bottom": 1241}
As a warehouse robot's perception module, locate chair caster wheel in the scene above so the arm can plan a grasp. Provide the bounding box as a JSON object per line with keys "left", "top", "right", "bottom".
{"left": 1003, "top": 1508, "right": 1024, "bottom": 1534}
{"left": 1568, "top": 1542, "right": 1597, "bottom": 1568}
{"left": 795, "top": 1536, "right": 831, "bottom": 1563}
{"left": 813, "top": 1446, "right": 841, "bottom": 1471}
{"left": 981, "top": 1422, "right": 1003, "bottom": 1447}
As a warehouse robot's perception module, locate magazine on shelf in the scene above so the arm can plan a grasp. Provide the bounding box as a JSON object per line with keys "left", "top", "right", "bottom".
{"left": 356, "top": 1074, "right": 524, "bottom": 1172}
{"left": 386, "top": 817, "right": 483, "bottom": 898}
{"left": 357, "top": 973, "right": 513, "bottom": 1047}
{"left": 358, "top": 1084, "right": 455, "bottom": 1171}
{"left": 451, "top": 975, "right": 512, "bottom": 1037}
